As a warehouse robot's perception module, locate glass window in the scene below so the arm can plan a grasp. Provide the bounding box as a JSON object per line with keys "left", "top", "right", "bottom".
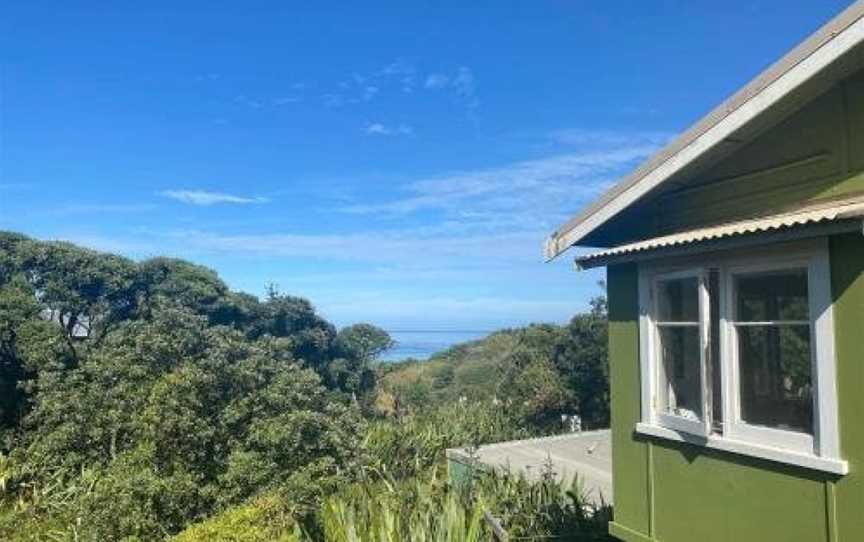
{"left": 655, "top": 276, "right": 704, "bottom": 422}
{"left": 733, "top": 269, "right": 813, "bottom": 435}
{"left": 640, "top": 244, "right": 841, "bottom": 468}
{"left": 736, "top": 269, "right": 809, "bottom": 322}
{"left": 657, "top": 277, "right": 699, "bottom": 322}
{"left": 658, "top": 326, "right": 703, "bottom": 420}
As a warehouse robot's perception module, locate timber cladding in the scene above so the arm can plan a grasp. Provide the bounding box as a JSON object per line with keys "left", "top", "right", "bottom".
{"left": 650, "top": 71, "right": 864, "bottom": 238}
{"left": 606, "top": 234, "right": 864, "bottom": 541}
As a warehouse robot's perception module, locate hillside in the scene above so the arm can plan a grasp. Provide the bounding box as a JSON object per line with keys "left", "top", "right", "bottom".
{"left": 378, "top": 304, "right": 609, "bottom": 432}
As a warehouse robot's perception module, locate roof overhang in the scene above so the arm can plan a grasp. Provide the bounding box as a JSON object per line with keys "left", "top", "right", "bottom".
{"left": 545, "top": 0, "right": 864, "bottom": 261}
{"left": 574, "top": 197, "right": 864, "bottom": 269}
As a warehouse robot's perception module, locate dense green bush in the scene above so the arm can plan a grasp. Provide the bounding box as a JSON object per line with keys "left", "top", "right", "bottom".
{"left": 172, "top": 494, "right": 302, "bottom": 542}
{"left": 362, "top": 401, "right": 529, "bottom": 481}
{"left": 380, "top": 301, "right": 609, "bottom": 432}
{"left": 171, "top": 398, "right": 613, "bottom": 541}
{"left": 0, "top": 232, "right": 612, "bottom": 540}
{"left": 0, "top": 233, "right": 378, "bottom": 540}
{"left": 174, "top": 464, "right": 613, "bottom": 542}
{"left": 473, "top": 468, "right": 612, "bottom": 540}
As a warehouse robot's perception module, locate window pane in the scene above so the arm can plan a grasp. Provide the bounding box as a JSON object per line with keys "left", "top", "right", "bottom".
{"left": 657, "top": 277, "right": 699, "bottom": 322}
{"left": 737, "top": 325, "right": 813, "bottom": 434}
{"left": 736, "top": 269, "right": 808, "bottom": 322}
{"left": 658, "top": 326, "right": 703, "bottom": 420}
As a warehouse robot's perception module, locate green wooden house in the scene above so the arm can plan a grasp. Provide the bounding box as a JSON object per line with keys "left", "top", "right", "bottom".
{"left": 545, "top": 3, "right": 864, "bottom": 541}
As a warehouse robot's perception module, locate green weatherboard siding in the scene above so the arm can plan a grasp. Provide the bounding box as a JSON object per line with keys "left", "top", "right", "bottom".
{"left": 607, "top": 264, "right": 651, "bottom": 538}
{"left": 830, "top": 233, "right": 864, "bottom": 541}
{"left": 606, "top": 234, "right": 864, "bottom": 542}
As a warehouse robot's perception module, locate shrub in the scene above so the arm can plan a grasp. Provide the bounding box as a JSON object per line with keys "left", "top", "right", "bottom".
{"left": 362, "top": 402, "right": 529, "bottom": 480}
{"left": 319, "top": 473, "right": 487, "bottom": 542}
{"left": 172, "top": 494, "right": 302, "bottom": 542}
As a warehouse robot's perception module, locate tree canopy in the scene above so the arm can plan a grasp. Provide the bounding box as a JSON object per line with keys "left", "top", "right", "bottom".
{"left": 379, "top": 297, "right": 609, "bottom": 431}
{"left": 0, "top": 232, "right": 611, "bottom": 541}
{"left": 0, "top": 232, "right": 389, "bottom": 539}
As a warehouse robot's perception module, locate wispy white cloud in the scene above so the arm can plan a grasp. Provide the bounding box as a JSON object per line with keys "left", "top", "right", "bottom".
{"left": 342, "top": 138, "right": 662, "bottom": 224}
{"left": 157, "top": 190, "right": 270, "bottom": 206}
{"left": 422, "top": 66, "right": 478, "bottom": 115}
{"left": 58, "top": 226, "right": 602, "bottom": 328}
{"left": 233, "top": 95, "right": 263, "bottom": 109}
{"left": 203, "top": 62, "right": 479, "bottom": 121}
{"left": 451, "top": 66, "right": 475, "bottom": 99}
{"left": 327, "top": 61, "right": 478, "bottom": 110}
{"left": 424, "top": 73, "right": 450, "bottom": 89}
{"left": 363, "top": 86, "right": 379, "bottom": 101}
{"left": 333, "top": 59, "right": 419, "bottom": 100}
{"left": 60, "top": 225, "right": 548, "bottom": 274}
{"left": 423, "top": 67, "right": 474, "bottom": 97}
{"left": 380, "top": 59, "right": 418, "bottom": 93}
{"left": 365, "top": 122, "right": 414, "bottom": 137}
{"left": 325, "top": 85, "right": 378, "bottom": 107}
{"left": 161, "top": 228, "right": 539, "bottom": 264}
{"left": 323, "top": 93, "right": 345, "bottom": 108}
{"left": 194, "top": 73, "right": 221, "bottom": 82}
{"left": 50, "top": 129, "right": 650, "bottom": 329}
{"left": 132, "top": 131, "right": 663, "bottom": 264}
{"left": 550, "top": 128, "right": 672, "bottom": 148}
{"left": 273, "top": 96, "right": 302, "bottom": 105}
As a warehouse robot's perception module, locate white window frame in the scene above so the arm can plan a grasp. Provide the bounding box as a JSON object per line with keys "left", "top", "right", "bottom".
{"left": 649, "top": 269, "right": 711, "bottom": 437}
{"left": 636, "top": 239, "right": 846, "bottom": 475}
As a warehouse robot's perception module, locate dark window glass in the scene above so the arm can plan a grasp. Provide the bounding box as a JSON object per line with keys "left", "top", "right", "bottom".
{"left": 736, "top": 269, "right": 809, "bottom": 322}
{"left": 734, "top": 269, "right": 813, "bottom": 434}
{"left": 657, "top": 277, "right": 699, "bottom": 322}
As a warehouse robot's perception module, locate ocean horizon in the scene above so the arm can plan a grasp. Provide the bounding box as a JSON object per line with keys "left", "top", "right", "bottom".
{"left": 381, "top": 329, "right": 494, "bottom": 362}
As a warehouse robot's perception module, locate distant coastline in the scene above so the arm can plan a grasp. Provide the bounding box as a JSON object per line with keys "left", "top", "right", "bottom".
{"left": 381, "top": 329, "right": 494, "bottom": 362}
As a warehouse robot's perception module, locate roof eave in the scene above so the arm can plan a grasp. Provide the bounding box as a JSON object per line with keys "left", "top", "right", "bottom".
{"left": 574, "top": 197, "right": 864, "bottom": 269}
{"left": 544, "top": 0, "right": 864, "bottom": 262}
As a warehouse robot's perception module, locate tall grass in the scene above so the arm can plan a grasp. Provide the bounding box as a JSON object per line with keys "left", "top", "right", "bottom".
{"left": 320, "top": 477, "right": 486, "bottom": 542}
{"left": 361, "top": 401, "right": 531, "bottom": 480}
{"left": 170, "top": 464, "right": 613, "bottom": 541}
{"left": 473, "top": 468, "right": 613, "bottom": 541}
{"left": 168, "top": 401, "right": 614, "bottom": 541}
{"left": 316, "top": 464, "right": 613, "bottom": 542}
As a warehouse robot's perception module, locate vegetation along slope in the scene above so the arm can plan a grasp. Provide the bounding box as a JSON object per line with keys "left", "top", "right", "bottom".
{"left": 0, "top": 231, "right": 612, "bottom": 541}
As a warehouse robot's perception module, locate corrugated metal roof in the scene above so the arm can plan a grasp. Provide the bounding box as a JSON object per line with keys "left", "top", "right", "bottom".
{"left": 575, "top": 198, "right": 864, "bottom": 269}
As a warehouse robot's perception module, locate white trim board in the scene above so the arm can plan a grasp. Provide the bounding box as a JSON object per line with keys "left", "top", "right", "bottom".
{"left": 635, "top": 423, "right": 848, "bottom": 475}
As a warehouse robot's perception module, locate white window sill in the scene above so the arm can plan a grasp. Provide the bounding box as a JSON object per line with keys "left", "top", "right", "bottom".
{"left": 635, "top": 422, "right": 848, "bottom": 475}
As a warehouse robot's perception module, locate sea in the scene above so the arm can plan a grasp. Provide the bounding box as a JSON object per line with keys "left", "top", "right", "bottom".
{"left": 381, "top": 330, "right": 493, "bottom": 362}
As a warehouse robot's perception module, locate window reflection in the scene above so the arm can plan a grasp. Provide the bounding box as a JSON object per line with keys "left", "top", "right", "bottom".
{"left": 735, "top": 270, "right": 813, "bottom": 435}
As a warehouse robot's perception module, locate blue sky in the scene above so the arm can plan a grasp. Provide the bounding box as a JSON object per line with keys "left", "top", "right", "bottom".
{"left": 0, "top": 1, "right": 853, "bottom": 330}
